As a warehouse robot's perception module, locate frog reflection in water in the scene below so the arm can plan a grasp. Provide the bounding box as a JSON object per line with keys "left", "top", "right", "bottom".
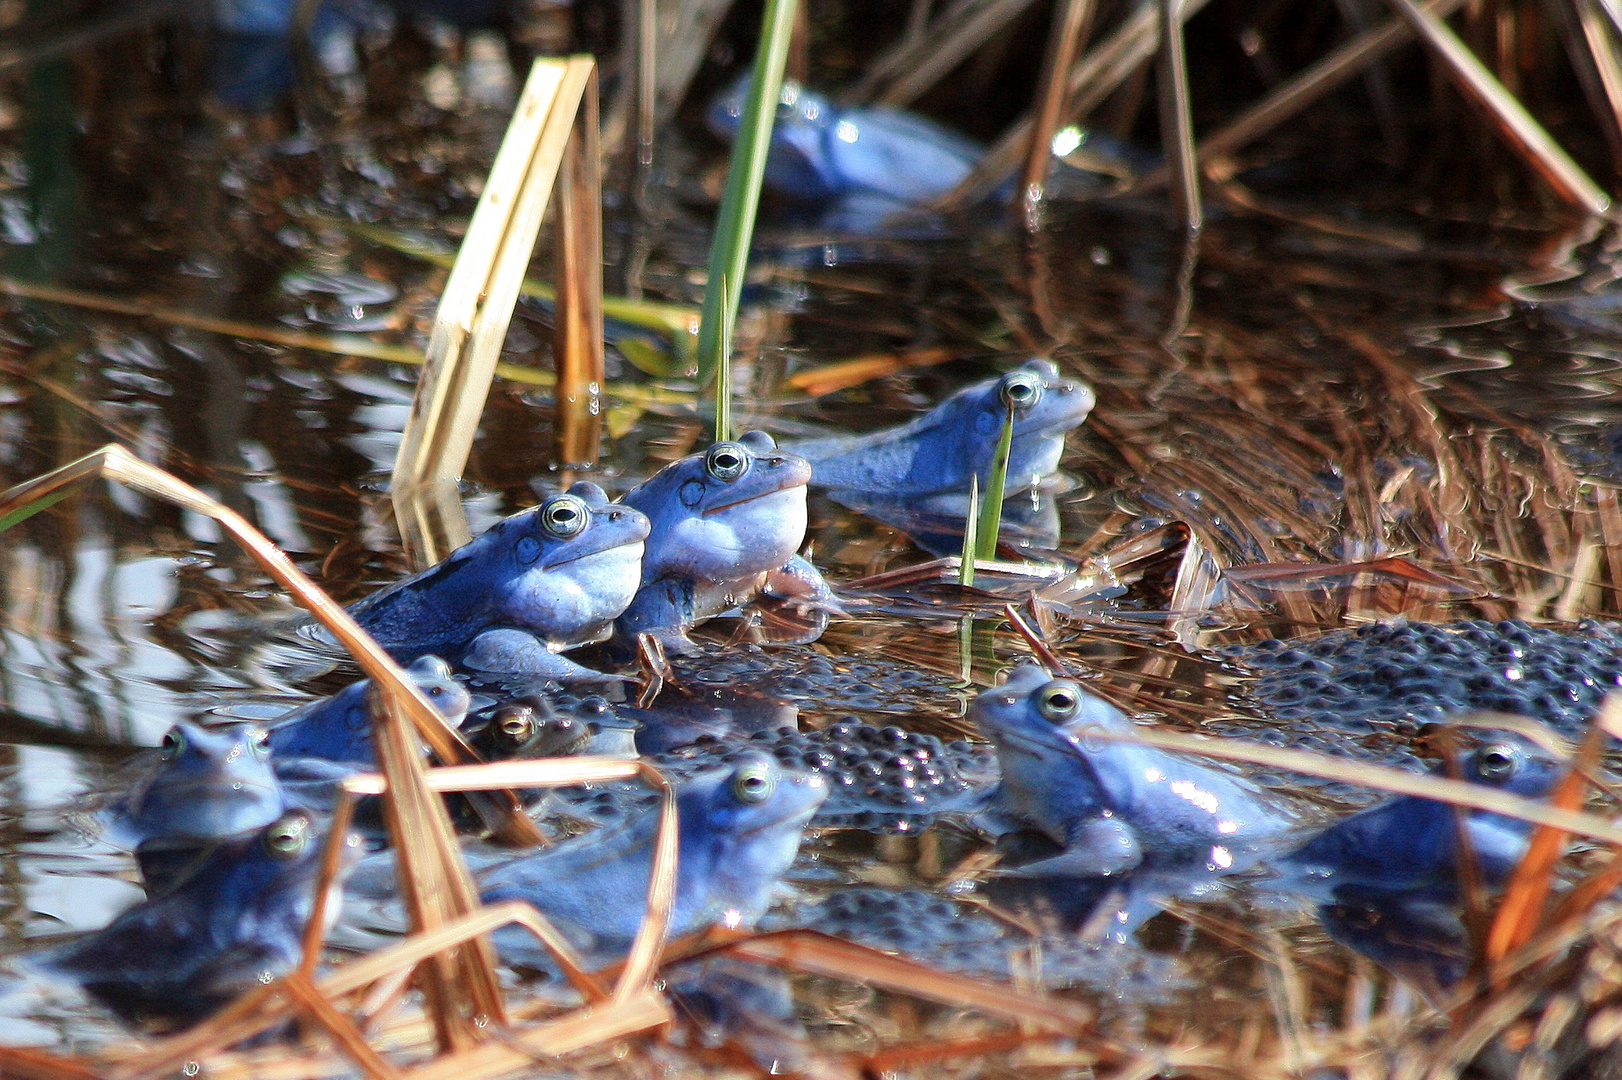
{"left": 110, "top": 722, "right": 283, "bottom": 846}
{"left": 30, "top": 811, "right": 357, "bottom": 1029}
{"left": 971, "top": 664, "right": 1290, "bottom": 878}
{"left": 616, "top": 431, "right": 834, "bottom": 653}
{"left": 345, "top": 482, "right": 649, "bottom": 682}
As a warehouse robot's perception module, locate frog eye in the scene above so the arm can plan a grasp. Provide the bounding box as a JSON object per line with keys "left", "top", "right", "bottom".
{"left": 248, "top": 727, "right": 272, "bottom": 759}
{"left": 1036, "top": 682, "right": 1082, "bottom": 722}
{"left": 732, "top": 761, "right": 776, "bottom": 804}
{"left": 541, "top": 495, "right": 589, "bottom": 539}
{"left": 497, "top": 707, "right": 536, "bottom": 743}
{"left": 1474, "top": 742, "right": 1522, "bottom": 783}
{"left": 999, "top": 370, "right": 1045, "bottom": 411}
{"left": 705, "top": 442, "right": 750, "bottom": 482}
{"left": 264, "top": 813, "right": 311, "bottom": 858}
{"left": 161, "top": 729, "right": 186, "bottom": 761}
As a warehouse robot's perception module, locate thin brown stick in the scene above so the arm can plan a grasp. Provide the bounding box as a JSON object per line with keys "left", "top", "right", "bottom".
{"left": 1155, "top": 0, "right": 1201, "bottom": 233}
{"left": 552, "top": 65, "right": 605, "bottom": 469}
{"left": 283, "top": 971, "right": 406, "bottom": 1080}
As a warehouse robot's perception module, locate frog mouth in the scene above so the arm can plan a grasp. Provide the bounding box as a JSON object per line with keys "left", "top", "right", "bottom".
{"left": 703, "top": 482, "right": 805, "bottom": 517}
{"left": 543, "top": 537, "right": 646, "bottom": 570}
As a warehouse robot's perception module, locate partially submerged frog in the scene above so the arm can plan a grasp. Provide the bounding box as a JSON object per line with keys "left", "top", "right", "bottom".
{"left": 29, "top": 810, "right": 356, "bottom": 1029}
{"left": 109, "top": 722, "right": 283, "bottom": 847}
{"left": 267, "top": 655, "right": 470, "bottom": 765}
{"left": 706, "top": 77, "right": 983, "bottom": 206}
{"left": 1281, "top": 730, "right": 1565, "bottom": 901}
{"left": 346, "top": 482, "right": 649, "bottom": 681}
{"left": 972, "top": 664, "right": 1290, "bottom": 877}
{"left": 616, "top": 432, "right": 834, "bottom": 653}
{"left": 789, "top": 360, "right": 1095, "bottom": 505}
{"left": 478, "top": 753, "right": 826, "bottom": 969}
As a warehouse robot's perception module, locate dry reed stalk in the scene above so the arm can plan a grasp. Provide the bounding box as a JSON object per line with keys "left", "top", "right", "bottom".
{"left": 392, "top": 56, "right": 601, "bottom": 567}
{"left": 0, "top": 277, "right": 424, "bottom": 364}
{"left": 1155, "top": 0, "right": 1201, "bottom": 235}
{"left": 281, "top": 972, "right": 405, "bottom": 1080}
{"left": 1144, "top": 0, "right": 1466, "bottom": 189}
{"left": 782, "top": 346, "right": 955, "bottom": 396}
{"left": 847, "top": 0, "right": 1039, "bottom": 105}
{"left": 551, "top": 66, "right": 604, "bottom": 470}
{"left": 1384, "top": 0, "right": 1611, "bottom": 215}
{"left": 1485, "top": 696, "right": 1619, "bottom": 970}
{"left": 0, "top": 1047, "right": 116, "bottom": 1080}
{"left": 938, "top": 0, "right": 1216, "bottom": 209}
{"left": 1064, "top": 722, "right": 1622, "bottom": 844}
{"left": 1576, "top": 0, "right": 1622, "bottom": 173}
{"left": 1021, "top": 0, "right": 1094, "bottom": 221}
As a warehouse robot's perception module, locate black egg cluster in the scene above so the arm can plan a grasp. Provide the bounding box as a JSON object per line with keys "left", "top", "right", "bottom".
{"left": 1225, "top": 619, "right": 1622, "bottom": 751}
{"left": 672, "top": 649, "right": 959, "bottom": 715}
{"left": 541, "top": 720, "right": 998, "bottom": 831}
{"left": 766, "top": 887, "right": 1163, "bottom": 989}
{"left": 656, "top": 720, "right": 998, "bottom": 826}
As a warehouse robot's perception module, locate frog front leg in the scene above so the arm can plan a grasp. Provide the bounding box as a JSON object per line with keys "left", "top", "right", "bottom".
{"left": 461, "top": 628, "right": 629, "bottom": 683}
{"left": 1010, "top": 814, "right": 1144, "bottom": 878}
{"left": 615, "top": 577, "right": 704, "bottom": 656}
{"left": 758, "top": 554, "right": 842, "bottom": 645}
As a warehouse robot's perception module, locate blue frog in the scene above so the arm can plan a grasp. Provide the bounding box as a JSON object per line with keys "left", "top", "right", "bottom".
{"left": 971, "top": 664, "right": 1291, "bottom": 877}
{"left": 267, "top": 655, "right": 471, "bottom": 766}
{"left": 478, "top": 753, "right": 825, "bottom": 969}
{"left": 341, "top": 754, "right": 825, "bottom": 972}
{"left": 346, "top": 482, "right": 649, "bottom": 682}
{"left": 616, "top": 432, "right": 834, "bottom": 654}
{"left": 706, "top": 77, "right": 985, "bottom": 206}
{"left": 109, "top": 722, "right": 284, "bottom": 847}
{"left": 1282, "top": 730, "right": 1565, "bottom": 901}
{"left": 29, "top": 810, "right": 357, "bottom": 1029}
{"left": 788, "top": 360, "right": 1094, "bottom": 506}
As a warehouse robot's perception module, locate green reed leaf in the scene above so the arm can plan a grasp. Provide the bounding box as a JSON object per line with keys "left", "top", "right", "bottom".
{"left": 959, "top": 473, "right": 980, "bottom": 588}
{"left": 973, "top": 401, "right": 1016, "bottom": 562}
{"left": 695, "top": 0, "right": 799, "bottom": 393}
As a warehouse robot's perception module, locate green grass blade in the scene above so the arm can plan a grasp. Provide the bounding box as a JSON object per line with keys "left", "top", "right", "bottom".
{"left": 695, "top": 0, "right": 799, "bottom": 395}
{"left": 959, "top": 473, "right": 980, "bottom": 587}
{"left": 973, "top": 401, "right": 1017, "bottom": 561}
{"left": 715, "top": 273, "right": 733, "bottom": 440}
{"left": 0, "top": 486, "right": 70, "bottom": 533}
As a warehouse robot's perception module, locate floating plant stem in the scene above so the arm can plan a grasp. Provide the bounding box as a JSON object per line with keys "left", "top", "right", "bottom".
{"left": 973, "top": 398, "right": 1017, "bottom": 563}
{"left": 694, "top": 0, "right": 799, "bottom": 388}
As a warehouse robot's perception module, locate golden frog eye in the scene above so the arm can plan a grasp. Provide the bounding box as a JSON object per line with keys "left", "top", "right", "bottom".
{"left": 732, "top": 761, "right": 776, "bottom": 804}
{"left": 264, "top": 813, "right": 311, "bottom": 858}
{"left": 1474, "top": 742, "right": 1521, "bottom": 783}
{"left": 999, "top": 370, "right": 1044, "bottom": 411}
{"left": 497, "top": 707, "right": 536, "bottom": 743}
{"left": 541, "top": 494, "right": 589, "bottom": 539}
{"left": 705, "top": 442, "right": 749, "bottom": 482}
{"left": 161, "top": 729, "right": 186, "bottom": 761}
{"left": 1037, "top": 682, "right": 1082, "bottom": 723}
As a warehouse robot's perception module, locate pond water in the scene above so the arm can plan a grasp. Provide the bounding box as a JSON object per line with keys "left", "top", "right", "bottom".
{"left": 0, "top": 6, "right": 1618, "bottom": 1075}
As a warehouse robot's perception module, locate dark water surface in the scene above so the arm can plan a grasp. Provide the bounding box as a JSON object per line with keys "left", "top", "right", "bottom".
{"left": 0, "top": 10, "right": 1618, "bottom": 1070}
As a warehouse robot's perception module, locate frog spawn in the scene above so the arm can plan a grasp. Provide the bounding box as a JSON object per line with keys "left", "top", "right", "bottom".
{"left": 542, "top": 720, "right": 998, "bottom": 831}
